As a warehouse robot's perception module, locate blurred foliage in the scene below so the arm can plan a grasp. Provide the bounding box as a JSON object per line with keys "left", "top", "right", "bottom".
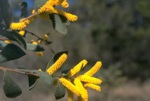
{"left": 70, "top": 0, "right": 150, "bottom": 80}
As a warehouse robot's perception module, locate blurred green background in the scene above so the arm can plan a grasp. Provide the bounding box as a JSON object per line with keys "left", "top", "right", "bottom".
{"left": 0, "top": 0, "right": 150, "bottom": 101}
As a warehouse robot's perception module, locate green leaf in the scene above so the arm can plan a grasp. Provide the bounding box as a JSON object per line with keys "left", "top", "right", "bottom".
{"left": 34, "top": 0, "right": 47, "bottom": 11}
{"left": 3, "top": 71, "right": 22, "bottom": 98}
{"left": 19, "top": 2, "right": 28, "bottom": 19}
{"left": 55, "top": 82, "right": 66, "bottom": 100}
{"left": 58, "top": 14, "right": 70, "bottom": 25}
{"left": 50, "top": 14, "right": 68, "bottom": 34}
{"left": 0, "top": 0, "right": 12, "bottom": 28}
{"left": 0, "top": 30, "right": 26, "bottom": 49}
{"left": 28, "top": 75, "right": 39, "bottom": 90}
{"left": 0, "top": 41, "right": 8, "bottom": 50}
{"left": 37, "top": 71, "right": 53, "bottom": 89}
{"left": 0, "top": 44, "right": 26, "bottom": 63}
{"left": 26, "top": 43, "right": 45, "bottom": 52}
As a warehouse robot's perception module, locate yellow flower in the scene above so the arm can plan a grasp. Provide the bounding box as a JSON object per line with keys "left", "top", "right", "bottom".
{"left": 61, "top": 0, "right": 69, "bottom": 8}
{"left": 67, "top": 89, "right": 74, "bottom": 101}
{"left": 18, "top": 30, "right": 25, "bottom": 36}
{"left": 67, "top": 59, "right": 88, "bottom": 77}
{"left": 84, "top": 61, "right": 102, "bottom": 76}
{"left": 43, "top": 33, "right": 49, "bottom": 41}
{"left": 79, "top": 75, "right": 102, "bottom": 85}
{"left": 46, "top": 53, "right": 67, "bottom": 75}
{"left": 74, "top": 77, "right": 88, "bottom": 100}
{"left": 59, "top": 77, "right": 80, "bottom": 96}
{"left": 84, "top": 83, "right": 101, "bottom": 92}
{"left": 32, "top": 41, "right": 44, "bottom": 57}
{"left": 4, "top": 39, "right": 11, "bottom": 44}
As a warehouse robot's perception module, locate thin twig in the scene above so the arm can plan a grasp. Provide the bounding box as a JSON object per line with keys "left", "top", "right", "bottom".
{"left": 0, "top": 66, "right": 39, "bottom": 77}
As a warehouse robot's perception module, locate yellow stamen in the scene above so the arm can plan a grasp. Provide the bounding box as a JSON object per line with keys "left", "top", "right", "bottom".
{"left": 59, "top": 77, "right": 80, "bottom": 96}
{"left": 84, "top": 61, "right": 102, "bottom": 76}
{"left": 84, "top": 83, "right": 101, "bottom": 92}
{"left": 4, "top": 39, "right": 11, "bottom": 44}
{"left": 46, "top": 53, "right": 67, "bottom": 75}
{"left": 79, "top": 75, "right": 102, "bottom": 84}
{"left": 18, "top": 30, "right": 25, "bottom": 36}
{"left": 74, "top": 78, "right": 88, "bottom": 100}
{"left": 67, "top": 59, "right": 88, "bottom": 77}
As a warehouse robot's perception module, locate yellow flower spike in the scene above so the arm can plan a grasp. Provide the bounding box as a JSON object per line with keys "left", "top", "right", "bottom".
{"left": 59, "top": 77, "right": 80, "bottom": 96}
{"left": 53, "top": 9, "right": 78, "bottom": 21}
{"left": 46, "top": 53, "right": 67, "bottom": 75}
{"left": 84, "top": 83, "right": 101, "bottom": 92}
{"left": 43, "top": 33, "right": 49, "bottom": 41}
{"left": 10, "top": 22, "right": 26, "bottom": 30}
{"left": 67, "top": 59, "right": 88, "bottom": 77}
{"left": 74, "top": 78, "right": 88, "bottom": 100}
{"left": 53, "top": 0, "right": 64, "bottom": 6}
{"left": 18, "top": 30, "right": 25, "bottom": 36}
{"left": 67, "top": 89, "right": 74, "bottom": 101}
{"left": 61, "top": 0, "right": 69, "bottom": 8}
{"left": 79, "top": 75, "right": 102, "bottom": 85}
{"left": 84, "top": 61, "right": 102, "bottom": 76}
{"left": 36, "top": 52, "right": 44, "bottom": 57}
{"left": 32, "top": 41, "right": 44, "bottom": 57}
{"left": 4, "top": 39, "right": 11, "bottom": 44}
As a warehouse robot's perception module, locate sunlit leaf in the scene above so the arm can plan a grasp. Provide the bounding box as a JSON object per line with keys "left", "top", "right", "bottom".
{"left": 37, "top": 71, "right": 53, "bottom": 89}
{"left": 50, "top": 14, "right": 68, "bottom": 34}
{"left": 3, "top": 71, "right": 22, "bottom": 98}
{"left": 0, "top": 0, "right": 12, "bottom": 28}
{"left": 0, "top": 44, "right": 26, "bottom": 63}
{"left": 55, "top": 81, "right": 66, "bottom": 100}
{"left": 0, "top": 30, "right": 26, "bottom": 49}
{"left": 28, "top": 75, "right": 39, "bottom": 90}
{"left": 26, "top": 43, "right": 45, "bottom": 52}
{"left": 34, "top": 0, "right": 47, "bottom": 11}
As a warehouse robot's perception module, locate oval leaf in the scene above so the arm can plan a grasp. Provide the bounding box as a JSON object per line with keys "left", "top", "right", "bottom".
{"left": 50, "top": 14, "right": 68, "bottom": 34}
{"left": 26, "top": 43, "right": 45, "bottom": 52}
{"left": 3, "top": 71, "right": 22, "bottom": 98}
{"left": 55, "top": 82, "right": 66, "bottom": 100}
{"left": 0, "top": 44, "right": 26, "bottom": 63}
{"left": 28, "top": 75, "right": 39, "bottom": 90}
{"left": 0, "top": 30, "right": 26, "bottom": 49}
{"left": 37, "top": 71, "right": 53, "bottom": 89}
{"left": 0, "top": 0, "right": 12, "bottom": 28}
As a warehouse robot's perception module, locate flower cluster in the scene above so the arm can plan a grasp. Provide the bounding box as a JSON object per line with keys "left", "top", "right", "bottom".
{"left": 46, "top": 53, "right": 102, "bottom": 101}
{"left": 10, "top": 0, "right": 78, "bottom": 30}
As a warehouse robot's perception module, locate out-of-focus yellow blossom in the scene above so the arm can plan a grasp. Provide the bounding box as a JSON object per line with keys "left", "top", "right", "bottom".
{"left": 84, "top": 83, "right": 101, "bottom": 92}
{"left": 4, "top": 39, "right": 11, "bottom": 44}
{"left": 79, "top": 75, "right": 102, "bottom": 85}
{"left": 18, "top": 30, "right": 25, "bottom": 36}
{"left": 67, "top": 59, "right": 88, "bottom": 77}
{"left": 46, "top": 53, "right": 67, "bottom": 75}
{"left": 84, "top": 61, "right": 102, "bottom": 76}
{"left": 67, "top": 89, "right": 74, "bottom": 101}
{"left": 74, "top": 77, "right": 88, "bottom": 101}
{"left": 59, "top": 77, "right": 80, "bottom": 96}
{"left": 37, "top": 0, "right": 78, "bottom": 22}
{"left": 32, "top": 41, "right": 44, "bottom": 57}
{"left": 10, "top": 18, "right": 34, "bottom": 30}
{"left": 43, "top": 33, "right": 49, "bottom": 41}
{"left": 61, "top": 0, "right": 69, "bottom": 8}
